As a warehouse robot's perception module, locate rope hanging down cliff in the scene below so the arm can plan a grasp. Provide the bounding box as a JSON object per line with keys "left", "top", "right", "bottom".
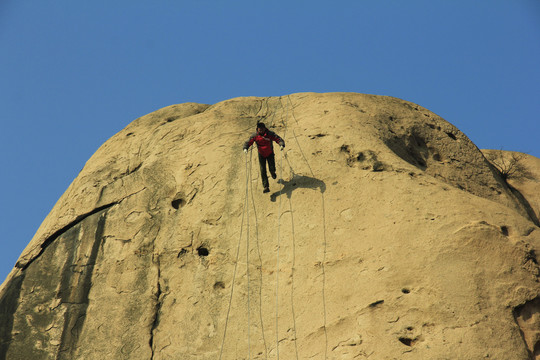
{"left": 286, "top": 94, "right": 328, "bottom": 359}
{"left": 249, "top": 147, "right": 269, "bottom": 359}
{"left": 222, "top": 96, "right": 319, "bottom": 359}
{"left": 279, "top": 95, "right": 300, "bottom": 360}
{"left": 274, "top": 97, "right": 286, "bottom": 360}
{"left": 218, "top": 152, "right": 250, "bottom": 360}
{"left": 246, "top": 145, "right": 252, "bottom": 360}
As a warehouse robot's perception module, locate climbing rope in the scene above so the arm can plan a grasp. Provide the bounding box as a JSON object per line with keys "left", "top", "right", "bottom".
{"left": 246, "top": 146, "right": 252, "bottom": 360}
{"left": 249, "top": 148, "right": 269, "bottom": 359}
{"left": 320, "top": 192, "right": 329, "bottom": 360}
{"left": 280, "top": 97, "right": 300, "bottom": 360}
{"left": 222, "top": 96, "right": 322, "bottom": 360}
{"left": 274, "top": 96, "right": 283, "bottom": 360}
{"left": 287, "top": 97, "right": 329, "bottom": 360}
{"left": 286, "top": 95, "right": 299, "bottom": 126}
{"left": 288, "top": 194, "right": 300, "bottom": 360}
{"left": 218, "top": 152, "right": 250, "bottom": 360}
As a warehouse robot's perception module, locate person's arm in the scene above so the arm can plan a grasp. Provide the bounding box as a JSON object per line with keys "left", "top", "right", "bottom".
{"left": 270, "top": 132, "right": 285, "bottom": 148}
{"left": 243, "top": 134, "right": 256, "bottom": 151}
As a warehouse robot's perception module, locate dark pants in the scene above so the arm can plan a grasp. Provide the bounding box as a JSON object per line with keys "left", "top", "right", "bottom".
{"left": 259, "top": 153, "right": 276, "bottom": 188}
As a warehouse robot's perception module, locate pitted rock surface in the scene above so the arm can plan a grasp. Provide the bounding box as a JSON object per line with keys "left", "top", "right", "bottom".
{"left": 1, "top": 93, "right": 540, "bottom": 359}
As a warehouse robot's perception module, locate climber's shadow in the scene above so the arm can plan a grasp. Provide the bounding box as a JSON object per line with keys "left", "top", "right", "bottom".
{"left": 270, "top": 173, "right": 326, "bottom": 202}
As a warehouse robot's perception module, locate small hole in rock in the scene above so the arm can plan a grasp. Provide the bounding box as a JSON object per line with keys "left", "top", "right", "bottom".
{"left": 500, "top": 226, "right": 509, "bottom": 236}
{"left": 171, "top": 198, "right": 185, "bottom": 210}
{"left": 369, "top": 300, "right": 384, "bottom": 308}
{"left": 340, "top": 145, "right": 350, "bottom": 153}
{"left": 126, "top": 132, "right": 134, "bottom": 137}
{"left": 357, "top": 152, "right": 365, "bottom": 162}
{"left": 406, "top": 326, "right": 414, "bottom": 331}
{"left": 372, "top": 161, "right": 384, "bottom": 172}
{"left": 165, "top": 116, "right": 179, "bottom": 123}
{"left": 197, "top": 247, "right": 209, "bottom": 257}
{"left": 446, "top": 132, "right": 457, "bottom": 140}
{"left": 399, "top": 337, "right": 413, "bottom": 346}
{"left": 177, "top": 248, "right": 188, "bottom": 258}
{"left": 402, "top": 288, "right": 410, "bottom": 294}
{"left": 214, "top": 281, "right": 225, "bottom": 290}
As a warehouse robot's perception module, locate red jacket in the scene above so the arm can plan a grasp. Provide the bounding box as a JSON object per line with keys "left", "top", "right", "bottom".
{"left": 244, "top": 129, "right": 285, "bottom": 157}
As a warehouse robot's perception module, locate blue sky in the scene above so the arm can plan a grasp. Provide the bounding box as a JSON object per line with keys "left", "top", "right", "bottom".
{"left": 1, "top": 1, "right": 539, "bottom": 282}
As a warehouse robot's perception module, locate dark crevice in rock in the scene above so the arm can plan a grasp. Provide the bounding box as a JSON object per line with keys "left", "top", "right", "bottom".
{"left": 398, "top": 337, "right": 414, "bottom": 346}
{"left": 513, "top": 297, "right": 540, "bottom": 359}
{"left": 0, "top": 273, "right": 26, "bottom": 358}
{"left": 164, "top": 116, "right": 181, "bottom": 123}
{"left": 525, "top": 249, "right": 539, "bottom": 266}
{"left": 483, "top": 156, "right": 539, "bottom": 227}
{"left": 57, "top": 210, "right": 108, "bottom": 360}
{"left": 177, "top": 248, "right": 188, "bottom": 258}
{"left": 384, "top": 131, "right": 429, "bottom": 171}
{"left": 369, "top": 300, "right": 384, "bottom": 308}
{"left": 110, "top": 163, "right": 143, "bottom": 183}
{"left": 95, "top": 187, "right": 145, "bottom": 208}
{"left": 309, "top": 133, "right": 327, "bottom": 139}
{"left": 507, "top": 184, "right": 540, "bottom": 227}
{"left": 18, "top": 202, "right": 117, "bottom": 271}
{"left": 149, "top": 257, "right": 163, "bottom": 359}
{"left": 127, "top": 162, "right": 142, "bottom": 175}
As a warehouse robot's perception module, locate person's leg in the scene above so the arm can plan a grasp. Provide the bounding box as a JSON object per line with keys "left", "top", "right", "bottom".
{"left": 259, "top": 154, "right": 269, "bottom": 189}
{"left": 268, "top": 153, "right": 276, "bottom": 179}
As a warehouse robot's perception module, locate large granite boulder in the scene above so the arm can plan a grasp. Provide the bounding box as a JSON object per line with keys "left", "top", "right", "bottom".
{"left": 1, "top": 93, "right": 540, "bottom": 359}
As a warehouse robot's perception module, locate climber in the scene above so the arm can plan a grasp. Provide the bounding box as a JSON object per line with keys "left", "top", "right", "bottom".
{"left": 243, "top": 122, "right": 285, "bottom": 193}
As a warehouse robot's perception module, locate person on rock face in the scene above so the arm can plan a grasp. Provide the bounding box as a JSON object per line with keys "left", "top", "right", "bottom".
{"left": 243, "top": 122, "right": 285, "bottom": 193}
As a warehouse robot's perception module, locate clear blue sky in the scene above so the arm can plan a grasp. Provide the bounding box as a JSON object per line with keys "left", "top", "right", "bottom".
{"left": 1, "top": 1, "right": 539, "bottom": 282}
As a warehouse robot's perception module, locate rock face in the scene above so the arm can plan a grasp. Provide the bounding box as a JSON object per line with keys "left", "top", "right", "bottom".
{"left": 1, "top": 92, "right": 540, "bottom": 359}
